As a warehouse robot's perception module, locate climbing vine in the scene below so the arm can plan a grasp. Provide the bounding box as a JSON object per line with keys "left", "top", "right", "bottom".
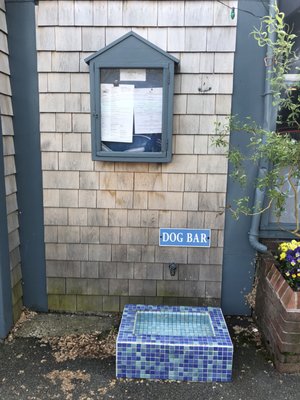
{"left": 214, "top": 3, "right": 300, "bottom": 237}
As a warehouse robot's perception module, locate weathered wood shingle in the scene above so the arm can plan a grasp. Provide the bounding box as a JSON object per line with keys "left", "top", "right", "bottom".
{"left": 37, "top": 0, "right": 237, "bottom": 311}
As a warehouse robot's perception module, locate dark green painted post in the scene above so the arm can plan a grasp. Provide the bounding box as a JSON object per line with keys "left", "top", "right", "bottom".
{"left": 6, "top": 0, "right": 47, "bottom": 311}
{"left": 221, "top": 0, "right": 267, "bottom": 315}
{"left": 0, "top": 118, "right": 13, "bottom": 339}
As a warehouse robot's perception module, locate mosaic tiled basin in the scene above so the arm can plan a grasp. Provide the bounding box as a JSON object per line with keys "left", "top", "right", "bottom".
{"left": 116, "top": 304, "right": 233, "bottom": 382}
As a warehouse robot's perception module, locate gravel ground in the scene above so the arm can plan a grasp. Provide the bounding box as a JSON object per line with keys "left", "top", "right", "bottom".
{"left": 0, "top": 313, "right": 299, "bottom": 400}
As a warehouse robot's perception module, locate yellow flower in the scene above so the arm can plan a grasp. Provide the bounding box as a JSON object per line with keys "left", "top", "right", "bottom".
{"left": 279, "top": 243, "right": 288, "bottom": 252}
{"left": 292, "top": 274, "right": 297, "bottom": 279}
{"left": 280, "top": 252, "right": 286, "bottom": 260}
{"left": 290, "top": 240, "right": 300, "bottom": 251}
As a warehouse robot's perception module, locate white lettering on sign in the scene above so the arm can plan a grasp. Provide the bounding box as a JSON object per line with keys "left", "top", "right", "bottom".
{"left": 187, "top": 232, "right": 207, "bottom": 243}
{"left": 187, "top": 233, "right": 192, "bottom": 242}
{"left": 162, "top": 232, "right": 184, "bottom": 243}
{"left": 201, "top": 233, "right": 207, "bottom": 243}
{"left": 159, "top": 228, "right": 211, "bottom": 247}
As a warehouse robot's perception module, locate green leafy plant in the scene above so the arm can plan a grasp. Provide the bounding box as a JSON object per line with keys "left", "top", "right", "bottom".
{"left": 214, "top": 4, "right": 300, "bottom": 237}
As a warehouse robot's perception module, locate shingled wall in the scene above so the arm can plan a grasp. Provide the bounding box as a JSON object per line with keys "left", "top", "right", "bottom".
{"left": 0, "top": 0, "right": 23, "bottom": 321}
{"left": 36, "top": 0, "right": 237, "bottom": 312}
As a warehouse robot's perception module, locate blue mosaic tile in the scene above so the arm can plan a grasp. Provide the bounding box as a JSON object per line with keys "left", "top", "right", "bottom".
{"left": 116, "top": 305, "right": 233, "bottom": 382}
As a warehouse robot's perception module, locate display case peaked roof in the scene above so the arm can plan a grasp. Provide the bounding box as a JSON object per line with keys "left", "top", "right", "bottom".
{"left": 85, "top": 31, "right": 179, "bottom": 65}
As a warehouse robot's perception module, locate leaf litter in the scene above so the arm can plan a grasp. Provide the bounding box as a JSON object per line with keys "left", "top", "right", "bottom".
{"left": 40, "top": 328, "right": 117, "bottom": 362}
{"left": 45, "top": 369, "right": 91, "bottom": 400}
{"left": 4, "top": 308, "right": 37, "bottom": 343}
{"left": 226, "top": 316, "right": 263, "bottom": 348}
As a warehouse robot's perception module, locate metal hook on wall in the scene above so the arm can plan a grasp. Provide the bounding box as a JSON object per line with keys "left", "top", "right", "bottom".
{"left": 169, "top": 263, "right": 177, "bottom": 276}
{"left": 198, "top": 82, "right": 212, "bottom": 93}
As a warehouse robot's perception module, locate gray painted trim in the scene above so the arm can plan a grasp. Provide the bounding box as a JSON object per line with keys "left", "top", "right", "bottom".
{"left": 257, "top": 0, "right": 300, "bottom": 239}
{"left": 6, "top": 1, "right": 47, "bottom": 311}
{"left": 279, "top": 0, "right": 300, "bottom": 17}
{"left": 85, "top": 31, "right": 180, "bottom": 65}
{"left": 6, "top": 1, "right": 37, "bottom": 3}
{"left": 0, "top": 118, "right": 13, "bottom": 339}
{"left": 221, "top": 0, "right": 267, "bottom": 315}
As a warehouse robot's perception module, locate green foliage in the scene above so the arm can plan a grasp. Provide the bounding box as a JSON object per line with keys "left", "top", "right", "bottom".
{"left": 252, "top": 4, "right": 300, "bottom": 126}
{"left": 213, "top": 3, "right": 300, "bottom": 236}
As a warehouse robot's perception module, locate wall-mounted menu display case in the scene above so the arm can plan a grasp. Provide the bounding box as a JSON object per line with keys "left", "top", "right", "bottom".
{"left": 85, "top": 32, "right": 179, "bottom": 163}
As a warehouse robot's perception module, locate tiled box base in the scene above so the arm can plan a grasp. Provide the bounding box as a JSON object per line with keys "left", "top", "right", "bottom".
{"left": 116, "top": 304, "right": 233, "bottom": 382}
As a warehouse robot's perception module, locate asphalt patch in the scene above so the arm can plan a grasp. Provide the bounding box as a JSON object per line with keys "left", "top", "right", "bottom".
{"left": 1, "top": 314, "right": 300, "bottom": 399}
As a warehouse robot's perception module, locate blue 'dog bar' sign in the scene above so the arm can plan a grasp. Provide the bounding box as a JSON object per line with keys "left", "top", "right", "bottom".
{"left": 159, "top": 228, "right": 211, "bottom": 247}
